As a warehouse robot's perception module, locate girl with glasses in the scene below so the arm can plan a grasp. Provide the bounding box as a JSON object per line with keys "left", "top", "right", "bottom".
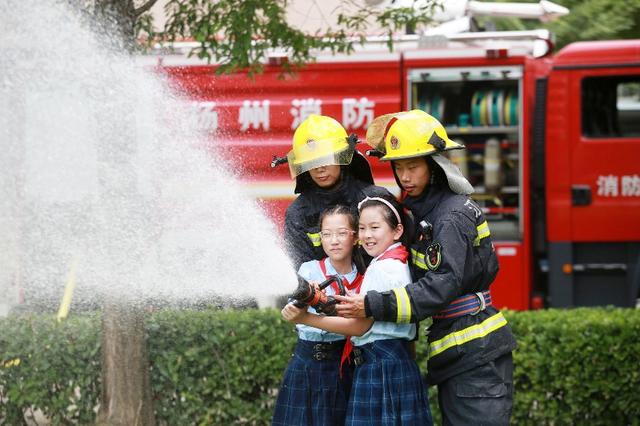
{"left": 273, "top": 204, "right": 363, "bottom": 426}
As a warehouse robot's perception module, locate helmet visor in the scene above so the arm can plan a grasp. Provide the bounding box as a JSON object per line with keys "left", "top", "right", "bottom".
{"left": 287, "top": 140, "right": 354, "bottom": 178}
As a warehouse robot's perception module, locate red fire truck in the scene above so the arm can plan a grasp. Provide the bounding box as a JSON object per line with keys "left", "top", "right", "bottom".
{"left": 156, "top": 32, "right": 640, "bottom": 310}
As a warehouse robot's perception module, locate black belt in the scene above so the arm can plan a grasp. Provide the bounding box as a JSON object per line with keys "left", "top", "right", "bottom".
{"left": 352, "top": 347, "right": 365, "bottom": 366}
{"left": 296, "top": 340, "right": 345, "bottom": 362}
{"left": 352, "top": 340, "right": 412, "bottom": 366}
{"left": 312, "top": 342, "right": 343, "bottom": 361}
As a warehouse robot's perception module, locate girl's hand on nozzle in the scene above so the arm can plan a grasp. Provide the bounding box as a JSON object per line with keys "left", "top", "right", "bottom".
{"left": 309, "top": 281, "right": 325, "bottom": 294}
{"left": 281, "top": 302, "right": 308, "bottom": 323}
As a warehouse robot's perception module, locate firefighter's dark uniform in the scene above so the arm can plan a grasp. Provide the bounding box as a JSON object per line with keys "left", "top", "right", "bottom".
{"left": 360, "top": 109, "right": 516, "bottom": 424}
{"left": 365, "top": 178, "right": 517, "bottom": 425}
{"left": 283, "top": 156, "right": 392, "bottom": 270}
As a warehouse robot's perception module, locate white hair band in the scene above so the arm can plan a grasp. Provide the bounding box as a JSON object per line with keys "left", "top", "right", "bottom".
{"left": 357, "top": 196, "right": 402, "bottom": 224}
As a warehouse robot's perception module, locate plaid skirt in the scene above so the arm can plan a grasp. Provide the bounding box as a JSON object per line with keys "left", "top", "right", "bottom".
{"left": 346, "top": 339, "right": 432, "bottom": 426}
{"left": 272, "top": 339, "right": 353, "bottom": 426}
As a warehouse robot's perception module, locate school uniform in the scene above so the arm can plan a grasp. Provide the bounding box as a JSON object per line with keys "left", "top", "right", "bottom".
{"left": 345, "top": 243, "right": 432, "bottom": 426}
{"left": 273, "top": 259, "right": 361, "bottom": 426}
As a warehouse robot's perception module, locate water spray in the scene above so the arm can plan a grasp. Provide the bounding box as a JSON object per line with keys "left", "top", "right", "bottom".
{"left": 0, "top": 0, "right": 297, "bottom": 314}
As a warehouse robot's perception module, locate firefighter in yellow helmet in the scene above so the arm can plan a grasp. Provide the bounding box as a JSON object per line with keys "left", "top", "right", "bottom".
{"left": 335, "top": 110, "right": 517, "bottom": 425}
{"left": 272, "top": 114, "right": 392, "bottom": 270}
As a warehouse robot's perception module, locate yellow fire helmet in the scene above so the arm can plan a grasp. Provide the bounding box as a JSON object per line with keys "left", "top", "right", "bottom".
{"left": 366, "top": 109, "right": 464, "bottom": 161}
{"left": 367, "top": 110, "right": 473, "bottom": 195}
{"left": 286, "top": 114, "right": 356, "bottom": 179}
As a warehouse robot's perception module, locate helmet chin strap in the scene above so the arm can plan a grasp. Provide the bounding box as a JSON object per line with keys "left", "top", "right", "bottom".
{"left": 426, "top": 156, "right": 437, "bottom": 187}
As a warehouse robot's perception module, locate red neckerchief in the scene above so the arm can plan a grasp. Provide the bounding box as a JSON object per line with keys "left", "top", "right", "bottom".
{"left": 319, "top": 258, "right": 364, "bottom": 294}
{"left": 377, "top": 244, "right": 409, "bottom": 264}
{"left": 318, "top": 258, "right": 364, "bottom": 376}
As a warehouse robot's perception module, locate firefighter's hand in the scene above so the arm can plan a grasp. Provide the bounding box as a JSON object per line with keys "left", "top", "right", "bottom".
{"left": 281, "top": 302, "right": 308, "bottom": 323}
{"left": 334, "top": 294, "right": 367, "bottom": 318}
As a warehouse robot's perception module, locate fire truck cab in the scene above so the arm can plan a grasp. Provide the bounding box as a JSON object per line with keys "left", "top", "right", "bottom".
{"left": 540, "top": 40, "right": 640, "bottom": 307}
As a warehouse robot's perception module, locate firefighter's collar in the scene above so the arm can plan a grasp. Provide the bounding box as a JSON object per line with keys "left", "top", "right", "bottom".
{"left": 403, "top": 184, "right": 446, "bottom": 219}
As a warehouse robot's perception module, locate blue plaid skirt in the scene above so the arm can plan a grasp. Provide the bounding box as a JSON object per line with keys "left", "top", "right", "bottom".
{"left": 346, "top": 339, "right": 432, "bottom": 426}
{"left": 272, "top": 339, "right": 353, "bottom": 426}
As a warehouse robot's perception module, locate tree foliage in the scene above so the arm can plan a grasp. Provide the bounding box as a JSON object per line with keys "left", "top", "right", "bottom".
{"left": 140, "top": 0, "right": 440, "bottom": 74}
{"left": 483, "top": 0, "right": 640, "bottom": 49}
{"left": 546, "top": 0, "right": 640, "bottom": 48}
{"left": 75, "top": 0, "right": 639, "bottom": 68}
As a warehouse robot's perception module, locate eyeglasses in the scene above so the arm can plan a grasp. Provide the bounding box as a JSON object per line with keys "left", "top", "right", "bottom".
{"left": 320, "top": 229, "right": 356, "bottom": 241}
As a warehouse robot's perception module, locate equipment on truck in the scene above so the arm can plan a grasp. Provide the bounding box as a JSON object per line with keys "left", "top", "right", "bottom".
{"left": 483, "top": 137, "right": 502, "bottom": 192}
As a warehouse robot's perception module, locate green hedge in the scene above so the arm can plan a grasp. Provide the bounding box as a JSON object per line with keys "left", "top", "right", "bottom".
{"left": 1, "top": 308, "right": 639, "bottom": 425}
{"left": 147, "top": 309, "right": 296, "bottom": 425}
{"left": 507, "top": 309, "right": 640, "bottom": 425}
{"left": 0, "top": 313, "right": 101, "bottom": 425}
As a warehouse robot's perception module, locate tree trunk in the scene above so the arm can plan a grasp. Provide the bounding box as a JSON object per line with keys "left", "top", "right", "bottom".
{"left": 85, "top": 0, "right": 161, "bottom": 422}
{"left": 91, "top": 2, "right": 158, "bottom": 423}
{"left": 94, "top": 0, "right": 138, "bottom": 51}
{"left": 98, "top": 301, "right": 155, "bottom": 426}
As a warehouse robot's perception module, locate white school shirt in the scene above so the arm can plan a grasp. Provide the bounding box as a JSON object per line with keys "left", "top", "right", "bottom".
{"left": 351, "top": 242, "right": 416, "bottom": 346}
{"left": 296, "top": 259, "right": 358, "bottom": 342}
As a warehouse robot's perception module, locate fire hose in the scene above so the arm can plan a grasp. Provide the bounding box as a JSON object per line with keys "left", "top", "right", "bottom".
{"left": 289, "top": 275, "right": 346, "bottom": 316}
